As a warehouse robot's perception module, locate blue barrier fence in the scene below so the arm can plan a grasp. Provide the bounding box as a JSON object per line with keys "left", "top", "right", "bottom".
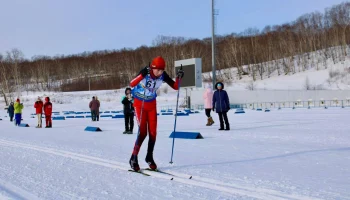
{"left": 245, "top": 99, "right": 350, "bottom": 109}
{"left": 162, "top": 99, "right": 350, "bottom": 111}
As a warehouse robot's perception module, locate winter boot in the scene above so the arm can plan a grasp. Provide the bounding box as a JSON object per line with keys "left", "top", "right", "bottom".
{"left": 225, "top": 124, "right": 230, "bottom": 131}
{"left": 219, "top": 120, "right": 225, "bottom": 130}
{"left": 145, "top": 153, "right": 157, "bottom": 170}
{"left": 129, "top": 155, "right": 140, "bottom": 171}
{"left": 123, "top": 129, "right": 129, "bottom": 134}
{"left": 209, "top": 117, "right": 214, "bottom": 125}
{"left": 206, "top": 118, "right": 211, "bottom": 126}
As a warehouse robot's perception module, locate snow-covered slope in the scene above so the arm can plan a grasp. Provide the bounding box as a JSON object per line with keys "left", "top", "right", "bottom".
{"left": 202, "top": 47, "right": 350, "bottom": 90}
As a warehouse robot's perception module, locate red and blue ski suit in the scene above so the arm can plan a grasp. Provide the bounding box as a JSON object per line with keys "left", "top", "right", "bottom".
{"left": 130, "top": 70, "right": 180, "bottom": 156}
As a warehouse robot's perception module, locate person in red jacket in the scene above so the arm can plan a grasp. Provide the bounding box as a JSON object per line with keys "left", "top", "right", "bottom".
{"left": 129, "top": 56, "right": 184, "bottom": 171}
{"left": 44, "top": 97, "right": 53, "bottom": 128}
{"left": 34, "top": 97, "right": 44, "bottom": 128}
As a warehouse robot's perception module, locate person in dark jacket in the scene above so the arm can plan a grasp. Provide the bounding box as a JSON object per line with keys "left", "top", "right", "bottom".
{"left": 7, "top": 102, "right": 15, "bottom": 122}
{"left": 212, "top": 82, "right": 230, "bottom": 131}
{"left": 89, "top": 96, "right": 100, "bottom": 121}
{"left": 121, "top": 87, "right": 134, "bottom": 134}
{"left": 95, "top": 96, "right": 100, "bottom": 121}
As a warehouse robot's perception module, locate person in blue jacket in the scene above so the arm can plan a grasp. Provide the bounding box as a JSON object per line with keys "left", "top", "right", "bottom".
{"left": 212, "top": 82, "right": 230, "bottom": 130}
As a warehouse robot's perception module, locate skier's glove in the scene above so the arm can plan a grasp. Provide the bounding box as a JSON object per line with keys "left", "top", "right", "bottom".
{"left": 140, "top": 66, "right": 150, "bottom": 77}
{"left": 177, "top": 69, "right": 184, "bottom": 79}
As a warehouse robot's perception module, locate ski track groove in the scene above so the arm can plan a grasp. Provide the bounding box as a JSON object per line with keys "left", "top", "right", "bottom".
{"left": 0, "top": 177, "right": 41, "bottom": 200}
{"left": 0, "top": 139, "right": 324, "bottom": 200}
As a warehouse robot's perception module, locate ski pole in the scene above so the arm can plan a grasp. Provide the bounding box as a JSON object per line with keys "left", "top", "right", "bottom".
{"left": 134, "top": 63, "right": 150, "bottom": 149}
{"left": 170, "top": 64, "right": 183, "bottom": 164}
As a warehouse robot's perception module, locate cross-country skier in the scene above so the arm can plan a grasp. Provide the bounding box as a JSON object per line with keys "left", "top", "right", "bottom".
{"left": 129, "top": 56, "right": 184, "bottom": 171}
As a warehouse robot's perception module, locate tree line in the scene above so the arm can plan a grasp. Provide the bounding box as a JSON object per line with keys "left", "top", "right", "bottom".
{"left": 1, "top": 2, "right": 349, "bottom": 105}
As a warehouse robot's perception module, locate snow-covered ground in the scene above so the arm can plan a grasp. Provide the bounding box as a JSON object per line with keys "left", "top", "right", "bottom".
{"left": 0, "top": 105, "right": 349, "bottom": 200}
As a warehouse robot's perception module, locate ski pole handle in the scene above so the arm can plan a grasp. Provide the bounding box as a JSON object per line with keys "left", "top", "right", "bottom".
{"left": 177, "top": 64, "right": 184, "bottom": 79}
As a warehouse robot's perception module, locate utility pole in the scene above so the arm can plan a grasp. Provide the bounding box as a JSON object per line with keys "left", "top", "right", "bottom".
{"left": 211, "top": 0, "right": 217, "bottom": 89}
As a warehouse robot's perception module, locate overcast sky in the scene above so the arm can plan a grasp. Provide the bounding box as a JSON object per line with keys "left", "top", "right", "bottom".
{"left": 0, "top": 0, "right": 345, "bottom": 59}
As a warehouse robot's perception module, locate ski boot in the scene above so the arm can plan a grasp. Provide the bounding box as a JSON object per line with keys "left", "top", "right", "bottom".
{"left": 129, "top": 155, "right": 140, "bottom": 171}
{"left": 145, "top": 153, "right": 157, "bottom": 170}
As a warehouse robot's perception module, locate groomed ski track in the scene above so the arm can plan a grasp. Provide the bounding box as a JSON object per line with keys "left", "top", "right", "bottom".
{"left": 0, "top": 139, "right": 323, "bottom": 200}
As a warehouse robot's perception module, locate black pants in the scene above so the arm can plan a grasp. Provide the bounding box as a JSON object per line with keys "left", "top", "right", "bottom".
{"left": 91, "top": 110, "right": 97, "bottom": 121}
{"left": 218, "top": 112, "right": 229, "bottom": 128}
{"left": 9, "top": 114, "right": 14, "bottom": 122}
{"left": 124, "top": 113, "right": 134, "bottom": 131}
{"left": 205, "top": 109, "right": 212, "bottom": 118}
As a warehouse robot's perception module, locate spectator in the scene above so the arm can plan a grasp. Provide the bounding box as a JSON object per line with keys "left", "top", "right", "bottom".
{"left": 44, "top": 97, "right": 53, "bottom": 128}
{"left": 14, "top": 98, "right": 24, "bottom": 126}
{"left": 7, "top": 102, "right": 14, "bottom": 122}
{"left": 203, "top": 85, "right": 214, "bottom": 126}
{"left": 34, "top": 97, "right": 44, "bottom": 128}
{"left": 89, "top": 96, "right": 100, "bottom": 121}
{"left": 95, "top": 96, "right": 100, "bottom": 121}
{"left": 121, "top": 87, "right": 134, "bottom": 134}
{"left": 212, "top": 82, "right": 230, "bottom": 131}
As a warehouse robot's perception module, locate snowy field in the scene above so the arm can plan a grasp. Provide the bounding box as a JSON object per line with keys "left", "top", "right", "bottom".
{"left": 0, "top": 106, "right": 349, "bottom": 200}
